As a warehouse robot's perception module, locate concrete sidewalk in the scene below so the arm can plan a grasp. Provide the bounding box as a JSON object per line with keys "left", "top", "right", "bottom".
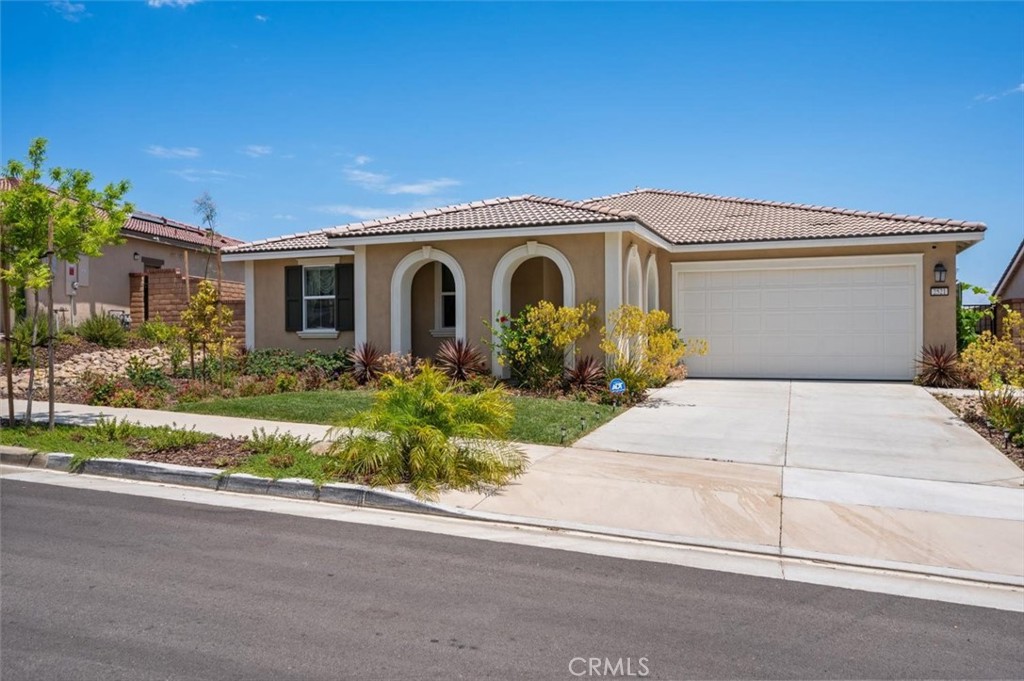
{"left": 4, "top": 398, "right": 1023, "bottom": 589}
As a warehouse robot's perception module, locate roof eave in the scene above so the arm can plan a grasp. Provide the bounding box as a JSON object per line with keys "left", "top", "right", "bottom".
{"left": 666, "top": 230, "right": 985, "bottom": 253}
{"left": 994, "top": 239, "right": 1024, "bottom": 298}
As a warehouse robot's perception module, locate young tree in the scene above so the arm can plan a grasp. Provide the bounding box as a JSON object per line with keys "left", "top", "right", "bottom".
{"left": 0, "top": 138, "right": 132, "bottom": 428}
{"left": 180, "top": 279, "right": 233, "bottom": 384}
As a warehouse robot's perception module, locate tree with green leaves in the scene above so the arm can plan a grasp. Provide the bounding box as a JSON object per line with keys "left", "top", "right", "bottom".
{"left": 0, "top": 137, "right": 132, "bottom": 428}
{"left": 180, "top": 279, "right": 233, "bottom": 383}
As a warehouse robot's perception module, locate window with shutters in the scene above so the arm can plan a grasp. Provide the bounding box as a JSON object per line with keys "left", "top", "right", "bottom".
{"left": 303, "top": 266, "right": 336, "bottom": 330}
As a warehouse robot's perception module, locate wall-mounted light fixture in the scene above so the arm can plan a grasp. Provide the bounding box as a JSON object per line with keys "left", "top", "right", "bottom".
{"left": 133, "top": 252, "right": 141, "bottom": 261}
{"left": 933, "top": 263, "right": 947, "bottom": 283}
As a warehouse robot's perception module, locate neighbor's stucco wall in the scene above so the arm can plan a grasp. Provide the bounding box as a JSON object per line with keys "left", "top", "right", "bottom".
{"left": 364, "top": 233, "right": 607, "bottom": 361}
{"left": 251, "top": 255, "right": 356, "bottom": 353}
{"left": 663, "top": 241, "right": 959, "bottom": 352}
{"left": 1000, "top": 260, "right": 1024, "bottom": 301}
{"left": 35, "top": 236, "right": 243, "bottom": 328}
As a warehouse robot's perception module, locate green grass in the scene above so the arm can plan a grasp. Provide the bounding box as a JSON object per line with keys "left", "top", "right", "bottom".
{"left": 0, "top": 424, "right": 130, "bottom": 460}
{"left": 174, "top": 389, "right": 620, "bottom": 445}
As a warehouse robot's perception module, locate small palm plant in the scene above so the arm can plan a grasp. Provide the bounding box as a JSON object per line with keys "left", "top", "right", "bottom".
{"left": 331, "top": 364, "right": 527, "bottom": 499}
{"left": 435, "top": 338, "right": 487, "bottom": 381}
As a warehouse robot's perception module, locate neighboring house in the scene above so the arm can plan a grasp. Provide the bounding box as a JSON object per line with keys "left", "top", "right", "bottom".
{"left": 223, "top": 189, "right": 986, "bottom": 381}
{"left": 993, "top": 239, "right": 1024, "bottom": 346}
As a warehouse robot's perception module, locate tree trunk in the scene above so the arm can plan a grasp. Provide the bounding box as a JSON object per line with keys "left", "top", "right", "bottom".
{"left": 24, "top": 295, "right": 41, "bottom": 426}
{"left": 1, "top": 279, "right": 13, "bottom": 428}
{"left": 47, "top": 219, "right": 56, "bottom": 430}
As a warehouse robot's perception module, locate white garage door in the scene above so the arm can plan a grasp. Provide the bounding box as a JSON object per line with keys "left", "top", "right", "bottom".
{"left": 674, "top": 255, "right": 921, "bottom": 380}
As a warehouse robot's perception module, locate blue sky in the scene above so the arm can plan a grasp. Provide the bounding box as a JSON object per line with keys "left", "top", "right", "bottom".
{"left": 3, "top": 1, "right": 1022, "bottom": 297}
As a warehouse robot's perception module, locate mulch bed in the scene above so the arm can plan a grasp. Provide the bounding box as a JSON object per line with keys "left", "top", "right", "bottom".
{"left": 129, "top": 437, "right": 251, "bottom": 469}
{"left": 933, "top": 393, "right": 1024, "bottom": 471}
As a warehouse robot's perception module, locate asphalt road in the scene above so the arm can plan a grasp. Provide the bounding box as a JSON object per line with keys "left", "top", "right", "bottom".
{"left": 2, "top": 480, "right": 1022, "bottom": 681}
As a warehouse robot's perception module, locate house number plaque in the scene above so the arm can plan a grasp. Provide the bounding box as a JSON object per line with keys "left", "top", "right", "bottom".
{"left": 930, "top": 286, "right": 949, "bottom": 296}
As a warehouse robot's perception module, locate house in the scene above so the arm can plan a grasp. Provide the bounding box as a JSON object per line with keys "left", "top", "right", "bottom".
{"left": 993, "top": 238, "right": 1024, "bottom": 346}
{"left": 222, "top": 189, "right": 986, "bottom": 380}
{"left": 1, "top": 177, "right": 247, "bottom": 331}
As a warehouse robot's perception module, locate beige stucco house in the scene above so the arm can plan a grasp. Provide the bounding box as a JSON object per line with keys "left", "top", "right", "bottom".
{"left": 223, "top": 188, "right": 985, "bottom": 380}
{"left": 993, "top": 239, "right": 1023, "bottom": 346}
{"left": 35, "top": 210, "right": 245, "bottom": 329}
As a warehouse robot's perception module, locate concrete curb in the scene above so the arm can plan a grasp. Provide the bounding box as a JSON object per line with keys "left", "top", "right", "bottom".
{"left": 16, "top": 454, "right": 472, "bottom": 520}
{"left": 4, "top": 452, "right": 1022, "bottom": 590}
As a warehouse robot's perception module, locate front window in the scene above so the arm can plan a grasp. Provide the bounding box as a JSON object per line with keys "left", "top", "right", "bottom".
{"left": 439, "top": 263, "right": 456, "bottom": 329}
{"left": 304, "top": 266, "right": 336, "bottom": 330}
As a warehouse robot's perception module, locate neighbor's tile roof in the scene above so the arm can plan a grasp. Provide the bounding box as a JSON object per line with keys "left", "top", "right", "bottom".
{"left": 582, "top": 189, "right": 987, "bottom": 245}
{"left": 126, "top": 212, "right": 242, "bottom": 249}
{"left": 0, "top": 177, "right": 241, "bottom": 250}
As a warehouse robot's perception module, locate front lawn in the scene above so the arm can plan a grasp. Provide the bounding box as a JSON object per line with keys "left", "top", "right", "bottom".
{"left": 174, "top": 390, "right": 619, "bottom": 445}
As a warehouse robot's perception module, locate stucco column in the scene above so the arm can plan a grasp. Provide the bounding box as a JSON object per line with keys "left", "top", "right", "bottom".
{"left": 604, "top": 231, "right": 623, "bottom": 328}
{"left": 354, "top": 245, "right": 367, "bottom": 347}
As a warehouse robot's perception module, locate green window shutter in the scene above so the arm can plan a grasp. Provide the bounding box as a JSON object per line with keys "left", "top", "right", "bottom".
{"left": 335, "top": 263, "right": 355, "bottom": 332}
{"left": 285, "top": 266, "right": 303, "bottom": 332}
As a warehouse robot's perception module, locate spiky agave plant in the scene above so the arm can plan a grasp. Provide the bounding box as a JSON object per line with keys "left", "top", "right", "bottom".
{"left": 916, "top": 345, "right": 961, "bottom": 388}
{"left": 348, "top": 342, "right": 384, "bottom": 385}
{"left": 435, "top": 338, "right": 487, "bottom": 381}
{"left": 330, "top": 365, "right": 527, "bottom": 499}
{"left": 564, "top": 355, "right": 606, "bottom": 394}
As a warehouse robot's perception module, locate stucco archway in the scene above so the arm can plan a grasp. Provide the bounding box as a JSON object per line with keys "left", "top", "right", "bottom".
{"left": 625, "top": 244, "right": 643, "bottom": 309}
{"left": 491, "top": 241, "right": 576, "bottom": 376}
{"left": 390, "top": 246, "right": 466, "bottom": 354}
{"left": 645, "top": 253, "right": 659, "bottom": 311}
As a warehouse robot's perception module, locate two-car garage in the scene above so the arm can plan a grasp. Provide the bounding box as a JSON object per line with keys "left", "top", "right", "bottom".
{"left": 673, "top": 255, "right": 922, "bottom": 381}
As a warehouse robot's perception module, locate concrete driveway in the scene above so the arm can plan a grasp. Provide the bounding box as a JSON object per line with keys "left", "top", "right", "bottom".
{"left": 575, "top": 380, "right": 1023, "bottom": 485}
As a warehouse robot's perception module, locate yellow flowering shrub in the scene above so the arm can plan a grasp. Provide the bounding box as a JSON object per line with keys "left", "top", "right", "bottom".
{"left": 960, "top": 307, "right": 1024, "bottom": 389}
{"left": 486, "top": 300, "right": 597, "bottom": 389}
{"left": 600, "top": 305, "right": 708, "bottom": 399}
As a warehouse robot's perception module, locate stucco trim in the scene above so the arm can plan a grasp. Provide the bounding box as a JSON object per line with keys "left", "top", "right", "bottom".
{"left": 669, "top": 231, "right": 983, "bottom": 253}
{"left": 625, "top": 245, "right": 643, "bottom": 308}
{"left": 390, "top": 247, "right": 466, "bottom": 354}
{"left": 490, "top": 241, "right": 577, "bottom": 377}
{"left": 354, "top": 246, "right": 367, "bottom": 346}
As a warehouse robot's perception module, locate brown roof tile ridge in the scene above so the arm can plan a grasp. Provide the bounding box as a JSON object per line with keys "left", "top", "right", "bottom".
{"left": 224, "top": 227, "right": 335, "bottom": 252}
{"left": 603, "top": 188, "right": 987, "bottom": 230}
{"left": 521, "top": 194, "right": 642, "bottom": 221}
{"left": 130, "top": 211, "right": 244, "bottom": 244}
{"left": 330, "top": 195, "right": 535, "bottom": 235}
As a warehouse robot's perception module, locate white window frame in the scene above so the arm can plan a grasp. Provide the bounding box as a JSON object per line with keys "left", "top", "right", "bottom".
{"left": 299, "top": 265, "right": 339, "bottom": 338}
{"left": 431, "top": 262, "right": 457, "bottom": 337}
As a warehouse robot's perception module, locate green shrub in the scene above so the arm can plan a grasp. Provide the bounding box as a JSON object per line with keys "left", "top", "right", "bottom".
{"left": 134, "top": 318, "right": 181, "bottom": 345}
{"left": 80, "top": 371, "right": 122, "bottom": 406}
{"left": 241, "top": 348, "right": 301, "bottom": 377}
{"left": 125, "top": 355, "right": 171, "bottom": 392}
{"left": 86, "top": 417, "right": 140, "bottom": 443}
{"left": 330, "top": 364, "right": 528, "bottom": 499}
{"left": 236, "top": 428, "right": 337, "bottom": 482}
{"left": 486, "top": 301, "right": 597, "bottom": 390}
{"left": 274, "top": 372, "right": 299, "bottom": 393}
{"left": 144, "top": 424, "right": 211, "bottom": 452}
{"left": 979, "top": 388, "right": 1024, "bottom": 444}
{"left": 78, "top": 314, "right": 127, "bottom": 348}
{"left": 600, "top": 305, "right": 707, "bottom": 393}
{"left": 1, "top": 316, "right": 49, "bottom": 367}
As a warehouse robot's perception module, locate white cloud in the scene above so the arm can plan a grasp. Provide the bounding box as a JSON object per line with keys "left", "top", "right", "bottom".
{"left": 313, "top": 204, "right": 414, "bottom": 221}
{"left": 241, "top": 144, "right": 272, "bottom": 158}
{"left": 341, "top": 159, "right": 460, "bottom": 196}
{"left": 255, "top": 14, "right": 268, "bottom": 22}
{"left": 387, "top": 178, "right": 460, "bottom": 196}
{"left": 146, "top": 145, "right": 201, "bottom": 159}
{"left": 147, "top": 0, "right": 200, "bottom": 7}
{"left": 973, "top": 82, "right": 1024, "bottom": 103}
{"left": 273, "top": 214, "right": 297, "bottom": 221}
{"left": 49, "top": 0, "right": 88, "bottom": 22}
{"left": 170, "top": 169, "right": 240, "bottom": 183}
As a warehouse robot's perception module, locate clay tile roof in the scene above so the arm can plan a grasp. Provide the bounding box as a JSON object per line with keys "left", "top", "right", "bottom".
{"left": 125, "top": 211, "right": 242, "bottom": 249}
{"left": 325, "top": 194, "right": 636, "bottom": 239}
{"left": 1, "top": 177, "right": 241, "bottom": 249}
{"left": 581, "top": 188, "right": 986, "bottom": 245}
{"left": 222, "top": 228, "right": 338, "bottom": 254}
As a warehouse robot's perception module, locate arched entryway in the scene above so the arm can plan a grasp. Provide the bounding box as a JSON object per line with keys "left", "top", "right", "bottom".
{"left": 390, "top": 246, "right": 466, "bottom": 355}
{"left": 491, "top": 241, "right": 576, "bottom": 376}
{"left": 625, "top": 244, "right": 643, "bottom": 308}
{"left": 645, "top": 253, "right": 659, "bottom": 311}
